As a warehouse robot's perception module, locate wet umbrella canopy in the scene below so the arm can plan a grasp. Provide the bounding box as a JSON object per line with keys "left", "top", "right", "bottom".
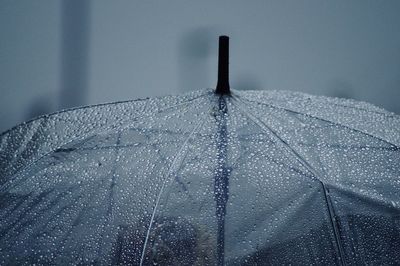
{"left": 1, "top": 37, "right": 400, "bottom": 265}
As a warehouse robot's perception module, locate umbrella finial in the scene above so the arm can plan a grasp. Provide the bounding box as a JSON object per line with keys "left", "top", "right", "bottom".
{"left": 216, "top": 35, "right": 230, "bottom": 95}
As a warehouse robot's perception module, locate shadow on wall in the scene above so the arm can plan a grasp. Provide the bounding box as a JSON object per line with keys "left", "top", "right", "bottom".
{"left": 23, "top": 0, "right": 90, "bottom": 125}
{"left": 378, "top": 76, "right": 400, "bottom": 114}
{"left": 177, "top": 27, "right": 217, "bottom": 92}
{"left": 327, "top": 79, "right": 356, "bottom": 100}
{"left": 232, "top": 73, "right": 262, "bottom": 91}
{"left": 60, "top": 0, "right": 90, "bottom": 109}
{"left": 25, "top": 95, "right": 56, "bottom": 122}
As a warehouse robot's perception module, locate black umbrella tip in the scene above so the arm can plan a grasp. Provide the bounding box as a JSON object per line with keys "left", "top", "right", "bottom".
{"left": 216, "top": 36, "right": 230, "bottom": 95}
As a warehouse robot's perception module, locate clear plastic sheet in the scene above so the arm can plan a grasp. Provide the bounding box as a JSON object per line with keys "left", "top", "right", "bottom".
{"left": 1, "top": 89, "right": 399, "bottom": 265}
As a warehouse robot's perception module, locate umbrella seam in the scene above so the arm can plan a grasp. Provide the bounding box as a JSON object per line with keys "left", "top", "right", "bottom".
{"left": 231, "top": 96, "right": 347, "bottom": 266}
{"left": 239, "top": 97, "right": 400, "bottom": 149}
{"left": 139, "top": 112, "right": 207, "bottom": 266}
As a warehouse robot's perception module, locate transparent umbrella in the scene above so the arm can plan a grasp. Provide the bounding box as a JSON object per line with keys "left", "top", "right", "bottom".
{"left": 1, "top": 37, "right": 400, "bottom": 265}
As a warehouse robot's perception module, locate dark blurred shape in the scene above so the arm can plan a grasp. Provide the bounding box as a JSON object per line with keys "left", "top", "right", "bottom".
{"left": 60, "top": 0, "right": 90, "bottom": 109}
{"left": 376, "top": 76, "right": 400, "bottom": 114}
{"left": 327, "top": 79, "right": 356, "bottom": 99}
{"left": 232, "top": 73, "right": 261, "bottom": 91}
{"left": 25, "top": 95, "right": 54, "bottom": 121}
{"left": 178, "top": 27, "right": 216, "bottom": 92}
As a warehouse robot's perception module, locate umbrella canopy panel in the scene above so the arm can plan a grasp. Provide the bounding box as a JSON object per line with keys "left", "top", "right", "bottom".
{"left": 0, "top": 89, "right": 399, "bottom": 265}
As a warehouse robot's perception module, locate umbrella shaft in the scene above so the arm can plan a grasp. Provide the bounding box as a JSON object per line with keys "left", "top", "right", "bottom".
{"left": 214, "top": 96, "right": 230, "bottom": 266}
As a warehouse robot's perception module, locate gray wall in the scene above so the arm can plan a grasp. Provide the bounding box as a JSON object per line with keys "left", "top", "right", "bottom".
{"left": 0, "top": 0, "right": 61, "bottom": 133}
{"left": 1, "top": 0, "right": 399, "bottom": 133}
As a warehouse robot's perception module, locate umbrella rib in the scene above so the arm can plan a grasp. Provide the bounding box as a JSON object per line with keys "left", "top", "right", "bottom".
{"left": 296, "top": 141, "right": 397, "bottom": 151}
{"left": 0, "top": 95, "right": 208, "bottom": 194}
{"left": 303, "top": 95, "right": 394, "bottom": 117}
{"left": 231, "top": 96, "right": 329, "bottom": 185}
{"left": 139, "top": 114, "right": 207, "bottom": 266}
{"left": 0, "top": 90, "right": 211, "bottom": 139}
{"left": 231, "top": 96, "right": 347, "bottom": 266}
{"left": 325, "top": 182, "right": 400, "bottom": 212}
{"left": 239, "top": 97, "right": 400, "bottom": 149}
{"left": 238, "top": 90, "right": 397, "bottom": 117}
